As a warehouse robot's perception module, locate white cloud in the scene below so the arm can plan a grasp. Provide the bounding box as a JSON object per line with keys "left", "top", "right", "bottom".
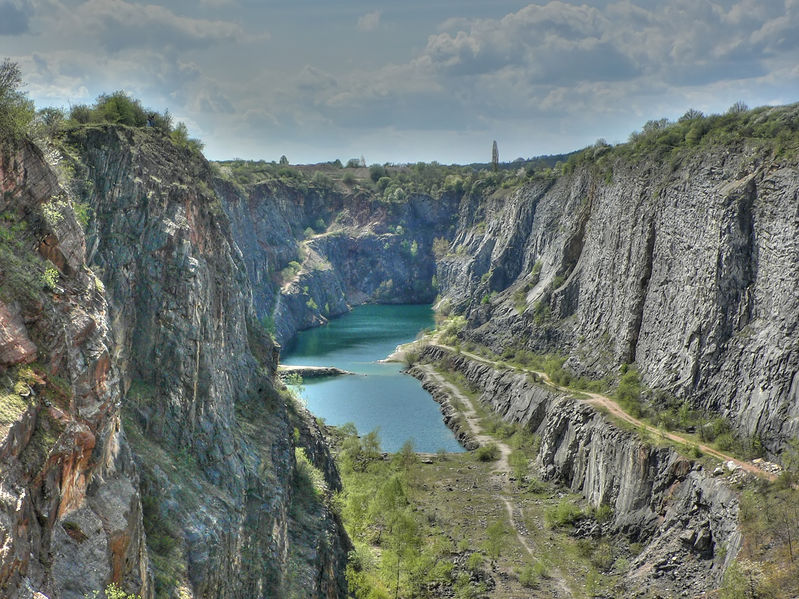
{"left": 37, "top": 0, "right": 256, "bottom": 53}
{"left": 356, "top": 10, "right": 381, "bottom": 32}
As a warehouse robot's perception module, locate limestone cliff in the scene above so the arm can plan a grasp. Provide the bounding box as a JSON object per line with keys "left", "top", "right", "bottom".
{"left": 0, "top": 127, "right": 350, "bottom": 599}
{"left": 64, "top": 125, "right": 348, "bottom": 599}
{"left": 216, "top": 177, "right": 457, "bottom": 344}
{"left": 435, "top": 139, "right": 799, "bottom": 454}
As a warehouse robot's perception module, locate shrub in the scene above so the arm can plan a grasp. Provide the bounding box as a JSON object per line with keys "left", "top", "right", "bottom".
{"left": 466, "top": 552, "right": 484, "bottom": 572}
{"left": 92, "top": 91, "right": 147, "bottom": 126}
{"left": 516, "top": 565, "right": 539, "bottom": 588}
{"left": 616, "top": 365, "right": 643, "bottom": 417}
{"left": 42, "top": 266, "right": 59, "bottom": 291}
{"left": 594, "top": 503, "right": 613, "bottom": 523}
{"left": 368, "top": 164, "right": 386, "bottom": 182}
{"left": 545, "top": 499, "right": 583, "bottom": 528}
{"left": 591, "top": 541, "right": 615, "bottom": 571}
{"left": 475, "top": 443, "right": 500, "bottom": 462}
{"left": 69, "top": 104, "right": 92, "bottom": 124}
{"left": 170, "top": 122, "right": 204, "bottom": 155}
{"left": 483, "top": 520, "right": 508, "bottom": 560}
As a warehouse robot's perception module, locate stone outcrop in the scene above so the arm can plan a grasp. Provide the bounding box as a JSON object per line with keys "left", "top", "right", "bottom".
{"left": 416, "top": 345, "right": 741, "bottom": 596}
{"left": 63, "top": 125, "right": 348, "bottom": 598}
{"left": 0, "top": 301, "right": 37, "bottom": 368}
{"left": 0, "top": 128, "right": 349, "bottom": 598}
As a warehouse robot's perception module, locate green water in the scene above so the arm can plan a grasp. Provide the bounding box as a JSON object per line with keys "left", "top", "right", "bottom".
{"left": 282, "top": 304, "right": 464, "bottom": 453}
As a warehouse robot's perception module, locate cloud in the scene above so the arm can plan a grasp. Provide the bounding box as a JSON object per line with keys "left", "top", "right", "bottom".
{"left": 0, "top": 1, "right": 32, "bottom": 35}
{"left": 7, "top": 0, "right": 799, "bottom": 164}
{"left": 413, "top": 0, "right": 799, "bottom": 88}
{"left": 38, "top": 0, "right": 253, "bottom": 53}
{"left": 356, "top": 10, "right": 381, "bottom": 32}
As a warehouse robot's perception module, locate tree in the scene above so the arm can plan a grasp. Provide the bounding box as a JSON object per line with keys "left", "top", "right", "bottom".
{"left": 483, "top": 520, "right": 508, "bottom": 560}
{"left": 369, "top": 163, "right": 386, "bottom": 182}
{"left": 491, "top": 140, "right": 499, "bottom": 172}
{"left": 170, "top": 122, "right": 204, "bottom": 155}
{"left": 679, "top": 108, "right": 704, "bottom": 122}
{"left": 0, "top": 58, "right": 34, "bottom": 139}
{"left": 728, "top": 100, "right": 749, "bottom": 114}
{"left": 279, "top": 155, "right": 289, "bottom": 165}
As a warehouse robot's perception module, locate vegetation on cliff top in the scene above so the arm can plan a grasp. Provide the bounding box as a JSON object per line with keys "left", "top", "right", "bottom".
{"left": 0, "top": 59, "right": 34, "bottom": 139}
{"left": 562, "top": 101, "right": 799, "bottom": 177}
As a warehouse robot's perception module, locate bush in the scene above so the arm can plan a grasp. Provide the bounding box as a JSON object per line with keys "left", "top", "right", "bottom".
{"left": 516, "top": 565, "right": 539, "bottom": 588}
{"left": 594, "top": 503, "right": 613, "bottom": 523}
{"left": 545, "top": 499, "right": 583, "bottom": 528}
{"left": 466, "top": 552, "right": 484, "bottom": 572}
{"left": 475, "top": 443, "right": 500, "bottom": 462}
{"left": 92, "top": 91, "right": 147, "bottom": 126}
{"left": 69, "top": 104, "right": 92, "bottom": 124}
{"left": 616, "top": 365, "right": 644, "bottom": 417}
{"left": 483, "top": 520, "right": 508, "bottom": 559}
{"left": 369, "top": 164, "right": 386, "bottom": 182}
{"left": 170, "top": 121, "right": 204, "bottom": 155}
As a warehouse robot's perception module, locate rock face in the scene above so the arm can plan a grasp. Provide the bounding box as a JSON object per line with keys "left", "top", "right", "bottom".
{"left": 0, "top": 128, "right": 349, "bottom": 598}
{"left": 64, "top": 125, "right": 348, "bottom": 598}
{"left": 217, "top": 179, "right": 457, "bottom": 343}
{"left": 416, "top": 345, "right": 741, "bottom": 596}
{"left": 0, "top": 139, "right": 148, "bottom": 599}
{"left": 435, "top": 145, "right": 799, "bottom": 454}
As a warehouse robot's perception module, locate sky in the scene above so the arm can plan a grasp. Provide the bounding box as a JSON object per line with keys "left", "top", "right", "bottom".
{"left": 1, "top": 0, "right": 798, "bottom": 164}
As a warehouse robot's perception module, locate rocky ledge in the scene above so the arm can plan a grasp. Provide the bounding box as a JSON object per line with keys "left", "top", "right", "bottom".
{"left": 277, "top": 365, "right": 355, "bottom": 379}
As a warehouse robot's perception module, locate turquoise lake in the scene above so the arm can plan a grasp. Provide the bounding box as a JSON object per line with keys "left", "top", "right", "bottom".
{"left": 281, "top": 304, "right": 464, "bottom": 453}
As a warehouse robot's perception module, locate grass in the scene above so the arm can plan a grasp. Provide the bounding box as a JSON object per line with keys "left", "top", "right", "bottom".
{"left": 336, "top": 360, "right": 631, "bottom": 597}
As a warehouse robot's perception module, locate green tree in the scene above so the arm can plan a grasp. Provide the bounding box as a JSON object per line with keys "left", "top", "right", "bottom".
{"left": 483, "top": 519, "right": 508, "bottom": 560}
{"left": 170, "top": 122, "right": 204, "bottom": 155}
{"left": 92, "top": 91, "right": 148, "bottom": 126}
{"left": 720, "top": 559, "right": 773, "bottom": 599}
{"left": 0, "top": 59, "right": 35, "bottom": 138}
{"left": 491, "top": 140, "right": 499, "bottom": 171}
{"left": 369, "top": 163, "right": 387, "bottom": 182}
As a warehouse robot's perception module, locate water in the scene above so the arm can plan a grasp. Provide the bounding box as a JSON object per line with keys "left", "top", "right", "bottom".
{"left": 281, "top": 304, "right": 464, "bottom": 453}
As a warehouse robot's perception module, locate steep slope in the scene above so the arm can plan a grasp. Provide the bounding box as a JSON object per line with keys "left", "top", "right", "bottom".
{"left": 61, "top": 125, "right": 349, "bottom": 599}
{"left": 0, "top": 139, "right": 148, "bottom": 598}
{"left": 436, "top": 134, "right": 799, "bottom": 455}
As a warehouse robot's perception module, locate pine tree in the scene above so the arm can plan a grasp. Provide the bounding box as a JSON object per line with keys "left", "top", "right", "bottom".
{"left": 491, "top": 140, "right": 499, "bottom": 171}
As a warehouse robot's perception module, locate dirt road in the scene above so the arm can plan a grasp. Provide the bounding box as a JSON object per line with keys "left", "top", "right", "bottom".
{"left": 419, "top": 364, "right": 574, "bottom": 597}
{"left": 433, "top": 343, "right": 773, "bottom": 480}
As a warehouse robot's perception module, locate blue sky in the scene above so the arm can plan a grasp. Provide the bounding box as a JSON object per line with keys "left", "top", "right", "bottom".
{"left": 2, "top": 0, "right": 798, "bottom": 164}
